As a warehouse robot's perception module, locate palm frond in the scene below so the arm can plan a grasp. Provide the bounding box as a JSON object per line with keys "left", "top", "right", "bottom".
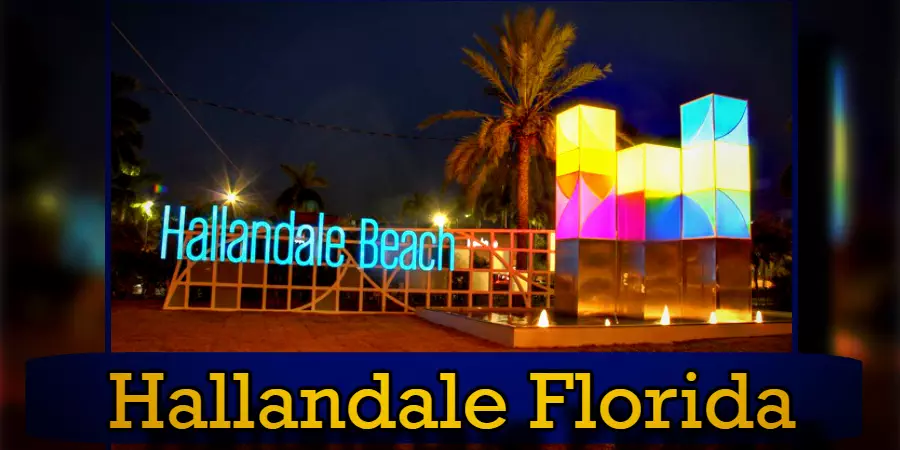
{"left": 461, "top": 48, "right": 513, "bottom": 105}
{"left": 538, "top": 117, "right": 556, "bottom": 160}
{"left": 617, "top": 131, "right": 635, "bottom": 148}
{"left": 534, "top": 23, "right": 576, "bottom": 87}
{"left": 279, "top": 164, "right": 303, "bottom": 184}
{"left": 516, "top": 41, "right": 533, "bottom": 105}
{"left": 418, "top": 110, "right": 494, "bottom": 130}
{"left": 473, "top": 34, "right": 509, "bottom": 83}
{"left": 514, "top": 8, "right": 537, "bottom": 45}
{"left": 498, "top": 36, "right": 518, "bottom": 88}
{"left": 308, "top": 176, "right": 328, "bottom": 188}
{"left": 445, "top": 135, "right": 483, "bottom": 184}
{"left": 539, "top": 63, "right": 609, "bottom": 109}
{"left": 465, "top": 156, "right": 503, "bottom": 208}
{"left": 533, "top": 9, "right": 557, "bottom": 49}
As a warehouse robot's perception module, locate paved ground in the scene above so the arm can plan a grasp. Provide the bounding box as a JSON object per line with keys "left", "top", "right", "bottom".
{"left": 112, "top": 300, "right": 791, "bottom": 352}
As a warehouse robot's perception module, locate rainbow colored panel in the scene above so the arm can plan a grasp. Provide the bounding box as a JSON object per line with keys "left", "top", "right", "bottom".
{"left": 555, "top": 105, "right": 617, "bottom": 240}
{"left": 616, "top": 144, "right": 682, "bottom": 241}
{"left": 645, "top": 145, "right": 682, "bottom": 240}
{"left": 713, "top": 95, "right": 751, "bottom": 238}
{"left": 680, "top": 94, "right": 751, "bottom": 239}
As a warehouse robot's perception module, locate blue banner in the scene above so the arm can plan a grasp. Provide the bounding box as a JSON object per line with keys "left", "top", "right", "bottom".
{"left": 27, "top": 352, "right": 860, "bottom": 444}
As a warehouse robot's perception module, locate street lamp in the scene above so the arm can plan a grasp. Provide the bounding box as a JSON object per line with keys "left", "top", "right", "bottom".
{"left": 225, "top": 191, "right": 239, "bottom": 204}
{"left": 140, "top": 200, "right": 154, "bottom": 218}
{"left": 138, "top": 200, "right": 154, "bottom": 251}
{"left": 432, "top": 212, "right": 448, "bottom": 228}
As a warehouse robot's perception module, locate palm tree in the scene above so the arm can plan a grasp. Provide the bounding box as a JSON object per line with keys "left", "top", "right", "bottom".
{"left": 401, "top": 193, "right": 436, "bottom": 227}
{"left": 111, "top": 171, "right": 162, "bottom": 224}
{"left": 419, "top": 8, "right": 619, "bottom": 268}
{"left": 111, "top": 73, "right": 150, "bottom": 177}
{"left": 481, "top": 149, "right": 557, "bottom": 230}
{"left": 419, "top": 8, "right": 614, "bottom": 233}
{"left": 110, "top": 73, "right": 159, "bottom": 225}
{"left": 274, "top": 163, "right": 327, "bottom": 217}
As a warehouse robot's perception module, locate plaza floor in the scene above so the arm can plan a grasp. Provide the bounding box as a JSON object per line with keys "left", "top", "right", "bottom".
{"left": 112, "top": 300, "right": 791, "bottom": 352}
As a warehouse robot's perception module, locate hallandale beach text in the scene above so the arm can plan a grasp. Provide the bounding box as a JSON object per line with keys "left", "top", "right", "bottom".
{"left": 159, "top": 205, "right": 455, "bottom": 271}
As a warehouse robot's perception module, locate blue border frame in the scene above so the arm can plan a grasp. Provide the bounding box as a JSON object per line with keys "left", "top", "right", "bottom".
{"left": 105, "top": 0, "right": 113, "bottom": 356}
{"left": 791, "top": 0, "right": 798, "bottom": 352}
{"left": 104, "top": 0, "right": 800, "bottom": 354}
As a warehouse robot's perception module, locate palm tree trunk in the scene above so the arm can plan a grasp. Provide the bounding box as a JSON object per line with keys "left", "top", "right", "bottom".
{"left": 515, "top": 138, "right": 532, "bottom": 271}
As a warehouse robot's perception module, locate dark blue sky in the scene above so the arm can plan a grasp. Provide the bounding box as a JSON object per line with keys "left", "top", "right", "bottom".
{"left": 112, "top": 1, "right": 792, "bottom": 217}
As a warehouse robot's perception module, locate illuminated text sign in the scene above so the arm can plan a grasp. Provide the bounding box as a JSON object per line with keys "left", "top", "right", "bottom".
{"left": 159, "top": 206, "right": 454, "bottom": 271}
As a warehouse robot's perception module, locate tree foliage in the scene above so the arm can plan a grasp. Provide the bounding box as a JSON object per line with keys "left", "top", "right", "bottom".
{"left": 419, "top": 7, "right": 616, "bottom": 231}
{"left": 274, "top": 163, "right": 328, "bottom": 217}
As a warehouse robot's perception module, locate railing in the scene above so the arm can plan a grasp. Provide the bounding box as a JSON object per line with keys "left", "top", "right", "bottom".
{"left": 163, "top": 228, "right": 556, "bottom": 313}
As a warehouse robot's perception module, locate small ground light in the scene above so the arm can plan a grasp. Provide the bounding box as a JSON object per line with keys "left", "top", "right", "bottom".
{"left": 604, "top": 318, "right": 611, "bottom": 327}
{"left": 141, "top": 200, "right": 154, "bottom": 216}
{"left": 659, "top": 305, "right": 671, "bottom": 325}
{"left": 708, "top": 311, "right": 718, "bottom": 324}
{"left": 755, "top": 310, "right": 763, "bottom": 323}
{"left": 536, "top": 309, "right": 550, "bottom": 328}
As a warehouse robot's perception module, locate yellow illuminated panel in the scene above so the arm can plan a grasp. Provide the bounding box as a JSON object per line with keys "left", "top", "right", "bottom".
{"left": 556, "top": 149, "right": 580, "bottom": 176}
{"left": 556, "top": 107, "right": 580, "bottom": 155}
{"left": 578, "top": 105, "right": 617, "bottom": 152}
{"left": 714, "top": 142, "right": 751, "bottom": 191}
{"left": 645, "top": 145, "right": 681, "bottom": 197}
{"left": 617, "top": 145, "right": 645, "bottom": 194}
{"left": 681, "top": 142, "right": 715, "bottom": 193}
{"left": 580, "top": 149, "right": 616, "bottom": 175}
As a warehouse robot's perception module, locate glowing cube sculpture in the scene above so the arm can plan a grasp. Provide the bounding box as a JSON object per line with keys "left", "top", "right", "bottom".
{"left": 554, "top": 105, "right": 619, "bottom": 317}
{"left": 555, "top": 105, "right": 617, "bottom": 240}
{"left": 553, "top": 94, "right": 752, "bottom": 322}
{"left": 616, "top": 144, "right": 683, "bottom": 241}
{"left": 680, "top": 94, "right": 751, "bottom": 239}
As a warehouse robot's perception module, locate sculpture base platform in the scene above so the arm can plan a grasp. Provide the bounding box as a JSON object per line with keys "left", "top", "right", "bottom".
{"left": 417, "top": 307, "right": 790, "bottom": 349}
{"left": 555, "top": 239, "right": 753, "bottom": 323}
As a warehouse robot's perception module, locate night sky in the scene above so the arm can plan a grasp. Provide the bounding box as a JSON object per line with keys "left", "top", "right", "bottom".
{"left": 112, "top": 1, "right": 792, "bottom": 218}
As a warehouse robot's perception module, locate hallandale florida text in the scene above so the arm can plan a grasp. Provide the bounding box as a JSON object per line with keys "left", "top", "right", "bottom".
{"left": 159, "top": 205, "right": 455, "bottom": 271}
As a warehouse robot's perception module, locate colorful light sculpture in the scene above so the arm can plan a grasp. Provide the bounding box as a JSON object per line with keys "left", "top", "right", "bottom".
{"left": 616, "top": 144, "right": 683, "bottom": 241}
{"left": 680, "top": 94, "right": 751, "bottom": 239}
{"left": 553, "top": 94, "right": 752, "bottom": 321}
{"left": 555, "top": 105, "right": 618, "bottom": 240}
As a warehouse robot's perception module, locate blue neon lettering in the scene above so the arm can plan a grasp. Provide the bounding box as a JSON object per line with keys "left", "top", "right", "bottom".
{"left": 158, "top": 205, "right": 455, "bottom": 271}
{"left": 398, "top": 230, "right": 418, "bottom": 271}
{"left": 294, "top": 224, "right": 316, "bottom": 266}
{"left": 185, "top": 217, "right": 209, "bottom": 262}
{"left": 226, "top": 219, "right": 249, "bottom": 264}
{"left": 250, "top": 221, "right": 272, "bottom": 263}
{"left": 315, "top": 213, "right": 326, "bottom": 266}
{"left": 324, "top": 226, "right": 346, "bottom": 268}
{"left": 379, "top": 229, "right": 400, "bottom": 270}
{"left": 210, "top": 205, "right": 219, "bottom": 261}
{"left": 160, "top": 205, "right": 186, "bottom": 260}
{"left": 219, "top": 206, "right": 229, "bottom": 262}
{"left": 436, "top": 226, "right": 455, "bottom": 271}
{"left": 358, "top": 218, "right": 379, "bottom": 269}
{"left": 418, "top": 232, "right": 436, "bottom": 271}
{"left": 272, "top": 211, "right": 296, "bottom": 265}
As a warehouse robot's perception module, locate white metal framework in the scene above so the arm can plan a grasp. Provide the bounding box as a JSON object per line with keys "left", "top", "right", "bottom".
{"left": 163, "top": 228, "right": 556, "bottom": 313}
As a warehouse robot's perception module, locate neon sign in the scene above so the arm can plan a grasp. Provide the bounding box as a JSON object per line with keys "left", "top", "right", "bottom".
{"left": 159, "top": 205, "right": 455, "bottom": 271}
